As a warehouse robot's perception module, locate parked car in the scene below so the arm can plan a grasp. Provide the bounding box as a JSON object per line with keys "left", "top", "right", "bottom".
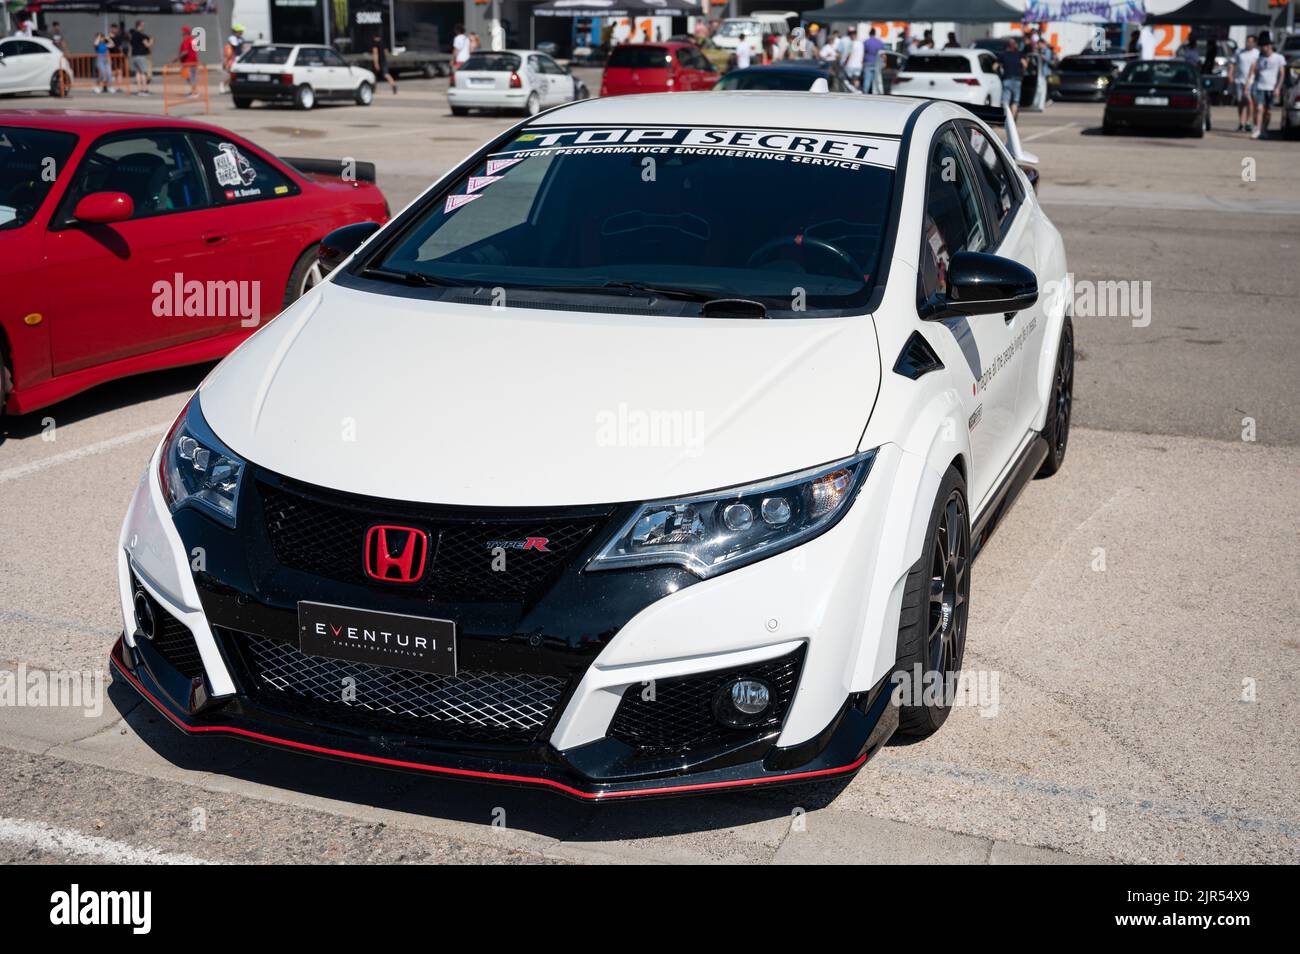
{"left": 1103, "top": 59, "right": 1206, "bottom": 137}
{"left": 229, "top": 44, "right": 376, "bottom": 110}
{"left": 1050, "top": 51, "right": 1135, "bottom": 101}
{"left": 1174, "top": 37, "right": 1237, "bottom": 103}
{"left": 1281, "top": 53, "right": 1300, "bottom": 139}
{"left": 0, "top": 111, "right": 388, "bottom": 417}
{"left": 600, "top": 42, "right": 719, "bottom": 97}
{"left": 714, "top": 60, "right": 854, "bottom": 93}
{"left": 714, "top": 14, "right": 792, "bottom": 59}
{"left": 110, "top": 93, "right": 1072, "bottom": 800}
{"left": 0, "top": 35, "right": 71, "bottom": 98}
{"left": 448, "top": 49, "right": 587, "bottom": 116}
{"left": 892, "top": 49, "right": 1002, "bottom": 106}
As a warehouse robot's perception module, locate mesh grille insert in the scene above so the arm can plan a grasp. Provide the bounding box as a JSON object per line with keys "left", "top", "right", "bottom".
{"left": 231, "top": 631, "right": 567, "bottom": 745}
{"left": 609, "top": 647, "right": 804, "bottom": 756}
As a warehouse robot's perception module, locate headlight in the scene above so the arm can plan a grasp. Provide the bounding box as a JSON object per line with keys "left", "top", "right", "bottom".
{"left": 158, "top": 396, "right": 246, "bottom": 528}
{"left": 588, "top": 451, "right": 875, "bottom": 578}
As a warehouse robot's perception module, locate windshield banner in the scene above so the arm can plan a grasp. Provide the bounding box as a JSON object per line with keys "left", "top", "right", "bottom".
{"left": 495, "top": 126, "right": 900, "bottom": 171}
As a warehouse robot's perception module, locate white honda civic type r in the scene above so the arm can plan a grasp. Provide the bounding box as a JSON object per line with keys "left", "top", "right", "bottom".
{"left": 113, "top": 93, "right": 1073, "bottom": 800}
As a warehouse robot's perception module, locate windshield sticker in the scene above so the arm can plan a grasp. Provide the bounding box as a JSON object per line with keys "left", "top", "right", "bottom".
{"left": 497, "top": 126, "right": 900, "bottom": 170}
{"left": 213, "top": 142, "right": 257, "bottom": 188}
{"left": 486, "top": 157, "right": 524, "bottom": 176}
{"left": 466, "top": 175, "right": 502, "bottom": 192}
{"left": 444, "top": 193, "right": 483, "bottom": 213}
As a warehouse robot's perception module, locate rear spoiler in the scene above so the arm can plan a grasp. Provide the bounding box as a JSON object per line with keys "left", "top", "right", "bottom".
{"left": 281, "top": 156, "right": 377, "bottom": 184}
{"left": 958, "top": 104, "right": 1039, "bottom": 165}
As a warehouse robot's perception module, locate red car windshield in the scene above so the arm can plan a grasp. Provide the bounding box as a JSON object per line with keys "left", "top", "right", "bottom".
{"left": 0, "top": 126, "right": 77, "bottom": 231}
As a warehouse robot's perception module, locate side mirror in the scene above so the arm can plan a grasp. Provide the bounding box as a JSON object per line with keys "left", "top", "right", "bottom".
{"left": 920, "top": 251, "right": 1038, "bottom": 320}
{"left": 73, "top": 191, "right": 134, "bottom": 224}
{"left": 318, "top": 221, "right": 381, "bottom": 273}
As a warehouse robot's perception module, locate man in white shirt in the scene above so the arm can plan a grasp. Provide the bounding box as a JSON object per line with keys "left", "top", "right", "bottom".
{"left": 735, "top": 34, "right": 751, "bottom": 70}
{"left": 1248, "top": 37, "right": 1286, "bottom": 138}
{"left": 1138, "top": 26, "right": 1157, "bottom": 60}
{"left": 452, "top": 24, "right": 470, "bottom": 68}
{"left": 844, "top": 25, "right": 864, "bottom": 89}
{"left": 1231, "top": 34, "right": 1259, "bottom": 132}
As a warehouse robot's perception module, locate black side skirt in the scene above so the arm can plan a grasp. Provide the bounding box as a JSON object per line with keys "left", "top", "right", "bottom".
{"left": 971, "top": 434, "right": 1049, "bottom": 560}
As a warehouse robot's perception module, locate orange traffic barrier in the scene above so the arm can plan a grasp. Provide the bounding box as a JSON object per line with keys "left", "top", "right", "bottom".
{"left": 64, "top": 52, "right": 130, "bottom": 91}
{"left": 162, "top": 63, "right": 209, "bottom": 115}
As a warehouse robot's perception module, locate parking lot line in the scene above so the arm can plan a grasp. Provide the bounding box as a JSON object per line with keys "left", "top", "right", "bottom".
{"left": 1020, "top": 122, "right": 1077, "bottom": 143}
{"left": 0, "top": 424, "right": 167, "bottom": 485}
{"left": 0, "top": 816, "right": 211, "bottom": 865}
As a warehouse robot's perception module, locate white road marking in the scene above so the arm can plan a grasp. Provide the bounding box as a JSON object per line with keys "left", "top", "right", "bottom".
{"left": 0, "top": 816, "right": 211, "bottom": 865}
{"left": 1020, "top": 122, "right": 1077, "bottom": 143}
{"left": 0, "top": 424, "right": 167, "bottom": 485}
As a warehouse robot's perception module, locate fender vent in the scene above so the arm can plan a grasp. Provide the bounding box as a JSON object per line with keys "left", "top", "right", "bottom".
{"left": 893, "top": 331, "right": 944, "bottom": 380}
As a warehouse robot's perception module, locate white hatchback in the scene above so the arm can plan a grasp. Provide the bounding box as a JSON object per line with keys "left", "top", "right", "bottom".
{"left": 0, "top": 36, "right": 71, "bottom": 98}
{"left": 229, "top": 43, "right": 376, "bottom": 110}
{"left": 893, "top": 49, "right": 1004, "bottom": 106}
{"left": 448, "top": 49, "right": 587, "bottom": 117}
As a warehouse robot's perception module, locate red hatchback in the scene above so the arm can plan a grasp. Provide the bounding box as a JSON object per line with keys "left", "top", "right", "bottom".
{"left": 0, "top": 110, "right": 388, "bottom": 417}
{"left": 600, "top": 42, "right": 720, "bottom": 96}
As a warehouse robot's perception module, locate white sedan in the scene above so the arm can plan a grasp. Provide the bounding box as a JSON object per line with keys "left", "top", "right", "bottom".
{"left": 229, "top": 43, "right": 375, "bottom": 110}
{"left": 0, "top": 36, "right": 71, "bottom": 98}
{"left": 448, "top": 49, "right": 587, "bottom": 116}
{"left": 112, "top": 92, "right": 1071, "bottom": 799}
{"left": 893, "top": 49, "right": 1004, "bottom": 106}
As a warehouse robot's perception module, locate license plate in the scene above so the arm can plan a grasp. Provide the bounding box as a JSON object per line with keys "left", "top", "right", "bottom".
{"left": 249, "top": 73, "right": 270, "bottom": 83}
{"left": 1135, "top": 96, "right": 1168, "bottom": 106}
{"left": 469, "top": 77, "right": 494, "bottom": 86}
{"left": 298, "top": 601, "right": 456, "bottom": 675}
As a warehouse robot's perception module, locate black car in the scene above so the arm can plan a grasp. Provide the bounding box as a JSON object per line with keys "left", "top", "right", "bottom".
{"left": 714, "top": 61, "right": 854, "bottom": 93}
{"left": 1051, "top": 51, "right": 1135, "bottom": 101}
{"left": 1103, "top": 59, "right": 1206, "bottom": 137}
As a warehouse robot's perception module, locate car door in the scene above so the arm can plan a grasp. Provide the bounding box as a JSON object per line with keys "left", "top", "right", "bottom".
{"left": 295, "top": 47, "right": 329, "bottom": 95}
{"left": 917, "top": 126, "right": 1024, "bottom": 510}
{"left": 39, "top": 129, "right": 226, "bottom": 375}
{"left": 958, "top": 120, "right": 1048, "bottom": 444}
{"left": 537, "top": 54, "right": 573, "bottom": 104}
{"left": 0, "top": 39, "right": 46, "bottom": 92}
{"left": 322, "top": 48, "right": 354, "bottom": 96}
{"left": 525, "top": 55, "right": 550, "bottom": 103}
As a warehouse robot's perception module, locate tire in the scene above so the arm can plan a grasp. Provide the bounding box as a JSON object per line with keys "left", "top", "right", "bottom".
{"left": 283, "top": 244, "right": 325, "bottom": 309}
{"left": 233, "top": 96, "right": 252, "bottom": 109}
{"left": 1102, "top": 119, "right": 1116, "bottom": 135}
{"left": 893, "top": 466, "right": 971, "bottom": 740}
{"left": 1036, "top": 315, "right": 1074, "bottom": 478}
{"left": 355, "top": 81, "right": 373, "bottom": 106}
{"left": 575, "top": 82, "right": 589, "bottom": 100}
{"left": 523, "top": 91, "right": 540, "bottom": 116}
{"left": 1190, "top": 116, "right": 1205, "bottom": 138}
{"left": 450, "top": 105, "right": 469, "bottom": 116}
{"left": 49, "top": 70, "right": 70, "bottom": 97}
{"left": 421, "top": 62, "right": 438, "bottom": 79}
{"left": 294, "top": 84, "right": 315, "bottom": 110}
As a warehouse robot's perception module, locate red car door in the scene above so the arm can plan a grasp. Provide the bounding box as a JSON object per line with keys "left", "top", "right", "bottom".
{"left": 40, "top": 129, "right": 230, "bottom": 376}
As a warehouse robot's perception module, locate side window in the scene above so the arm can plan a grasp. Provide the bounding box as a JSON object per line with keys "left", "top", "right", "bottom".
{"left": 297, "top": 48, "right": 326, "bottom": 67}
{"left": 979, "top": 54, "right": 996, "bottom": 74}
{"left": 918, "top": 128, "right": 992, "bottom": 305}
{"left": 192, "top": 134, "right": 298, "bottom": 204}
{"left": 60, "top": 132, "right": 208, "bottom": 223}
{"left": 324, "top": 50, "right": 348, "bottom": 68}
{"left": 961, "top": 122, "right": 1021, "bottom": 234}
{"left": 539, "top": 55, "right": 565, "bottom": 75}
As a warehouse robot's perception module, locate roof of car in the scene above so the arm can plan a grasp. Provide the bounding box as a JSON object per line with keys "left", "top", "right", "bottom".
{"left": 0, "top": 109, "right": 235, "bottom": 137}
{"left": 735, "top": 61, "right": 835, "bottom": 73}
{"left": 533, "top": 92, "right": 925, "bottom": 137}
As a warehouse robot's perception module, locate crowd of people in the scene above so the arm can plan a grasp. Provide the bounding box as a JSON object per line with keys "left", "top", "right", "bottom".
{"left": 1225, "top": 33, "right": 1287, "bottom": 139}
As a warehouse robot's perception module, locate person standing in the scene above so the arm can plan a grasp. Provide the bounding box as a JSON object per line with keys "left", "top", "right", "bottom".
{"left": 219, "top": 23, "right": 243, "bottom": 94}
{"left": 1034, "top": 38, "right": 1052, "bottom": 110}
{"left": 371, "top": 33, "right": 397, "bottom": 93}
{"left": 129, "top": 20, "right": 152, "bottom": 96}
{"left": 452, "top": 24, "right": 470, "bottom": 70}
{"left": 1138, "top": 25, "right": 1157, "bottom": 60}
{"left": 92, "top": 32, "right": 117, "bottom": 93}
{"left": 821, "top": 31, "right": 841, "bottom": 64}
{"left": 1231, "top": 34, "right": 1258, "bottom": 132}
{"left": 1000, "top": 37, "right": 1026, "bottom": 118}
{"left": 49, "top": 21, "right": 65, "bottom": 51}
{"left": 735, "top": 33, "right": 751, "bottom": 70}
{"left": 844, "top": 25, "right": 863, "bottom": 89}
{"left": 1248, "top": 37, "right": 1285, "bottom": 139}
{"left": 863, "top": 27, "right": 885, "bottom": 94}
{"left": 176, "top": 25, "right": 199, "bottom": 98}
{"left": 944, "top": 31, "right": 959, "bottom": 49}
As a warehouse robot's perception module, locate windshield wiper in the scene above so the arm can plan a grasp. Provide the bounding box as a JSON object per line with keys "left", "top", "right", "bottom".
{"left": 360, "top": 266, "right": 462, "bottom": 288}
{"left": 599, "top": 280, "right": 717, "bottom": 302}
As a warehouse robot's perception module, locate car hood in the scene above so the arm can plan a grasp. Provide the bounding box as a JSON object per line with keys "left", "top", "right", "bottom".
{"left": 199, "top": 282, "right": 881, "bottom": 507}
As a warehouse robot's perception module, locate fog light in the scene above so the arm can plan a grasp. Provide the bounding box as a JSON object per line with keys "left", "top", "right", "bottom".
{"left": 133, "top": 590, "right": 156, "bottom": 641}
{"left": 713, "top": 677, "right": 772, "bottom": 727}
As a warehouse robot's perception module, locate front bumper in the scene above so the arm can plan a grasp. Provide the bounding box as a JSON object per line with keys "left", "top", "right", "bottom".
{"left": 116, "top": 440, "right": 918, "bottom": 799}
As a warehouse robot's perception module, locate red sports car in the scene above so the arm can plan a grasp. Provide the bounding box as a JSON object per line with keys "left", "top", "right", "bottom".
{"left": 0, "top": 110, "right": 388, "bottom": 417}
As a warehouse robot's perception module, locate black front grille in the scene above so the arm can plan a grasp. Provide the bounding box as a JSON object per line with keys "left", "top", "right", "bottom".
{"left": 609, "top": 647, "right": 805, "bottom": 756}
{"left": 131, "top": 572, "right": 205, "bottom": 679}
{"left": 258, "top": 479, "right": 604, "bottom": 603}
{"left": 228, "top": 631, "right": 566, "bottom": 745}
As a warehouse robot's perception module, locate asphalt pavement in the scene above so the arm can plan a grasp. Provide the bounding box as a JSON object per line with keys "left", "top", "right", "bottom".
{"left": 1, "top": 79, "right": 1296, "bottom": 864}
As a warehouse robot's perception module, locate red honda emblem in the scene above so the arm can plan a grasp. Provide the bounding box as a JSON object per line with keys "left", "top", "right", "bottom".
{"left": 364, "top": 525, "right": 429, "bottom": 583}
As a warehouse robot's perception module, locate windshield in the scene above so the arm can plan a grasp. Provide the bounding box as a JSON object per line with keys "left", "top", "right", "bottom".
{"left": 719, "top": 21, "right": 761, "bottom": 38}
{"left": 903, "top": 55, "right": 972, "bottom": 74}
{"left": 715, "top": 69, "right": 821, "bottom": 91}
{"left": 1120, "top": 61, "right": 1196, "bottom": 85}
{"left": 0, "top": 126, "right": 77, "bottom": 231}
{"left": 364, "top": 124, "right": 899, "bottom": 316}
{"left": 461, "top": 52, "right": 521, "bottom": 72}
{"left": 240, "top": 46, "right": 292, "bottom": 65}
